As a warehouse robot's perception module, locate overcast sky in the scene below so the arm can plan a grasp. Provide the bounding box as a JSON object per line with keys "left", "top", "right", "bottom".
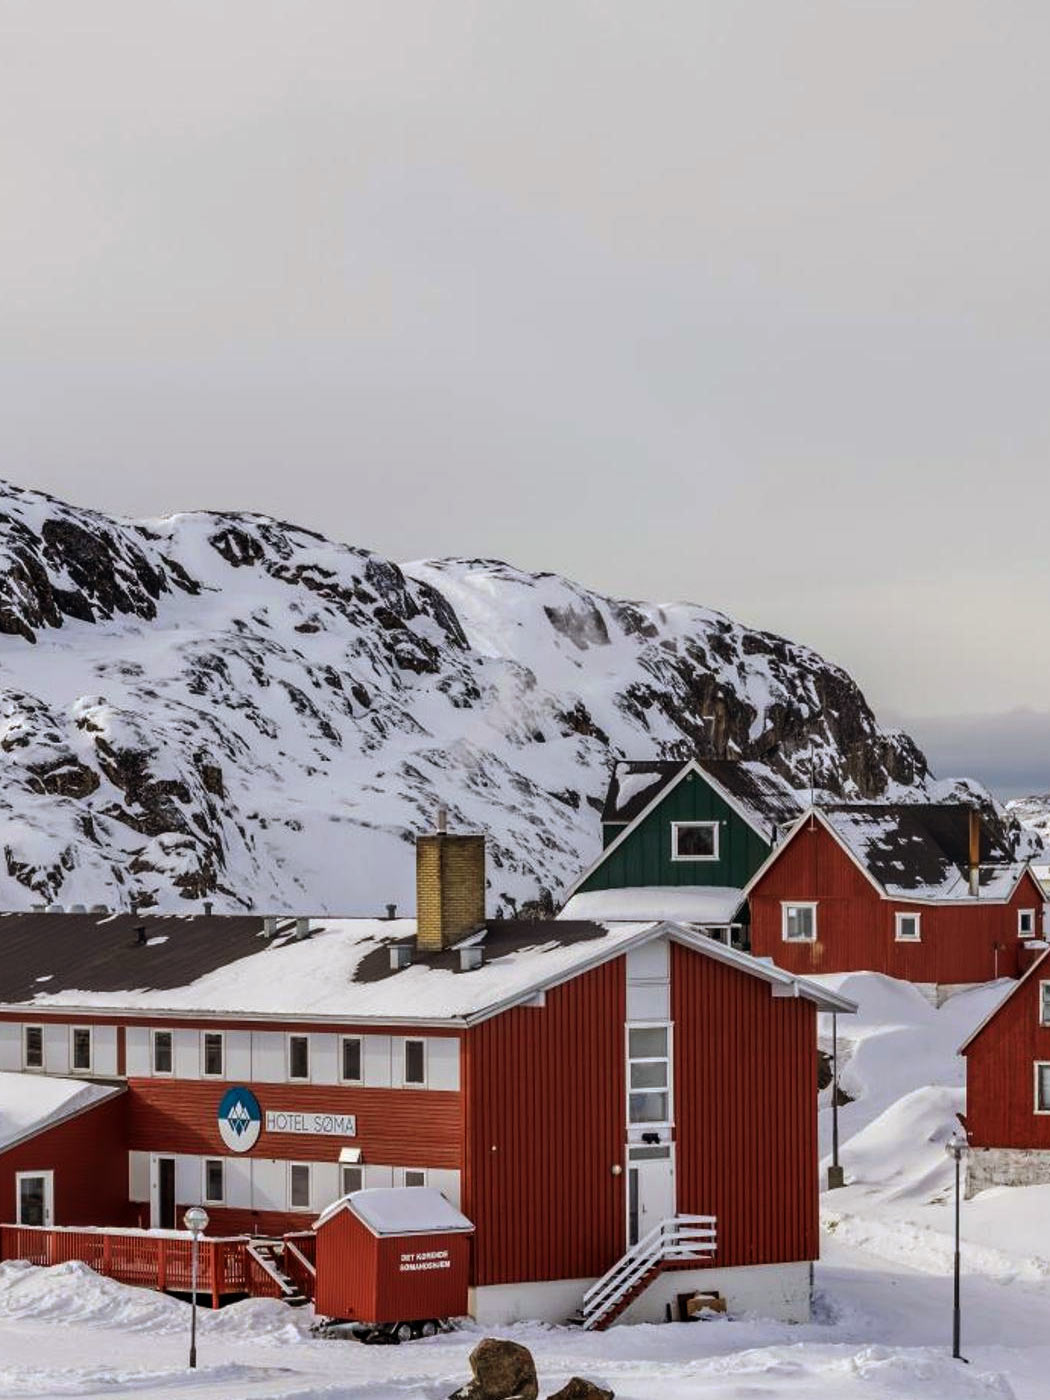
{"left": 1, "top": 3, "right": 1048, "bottom": 793}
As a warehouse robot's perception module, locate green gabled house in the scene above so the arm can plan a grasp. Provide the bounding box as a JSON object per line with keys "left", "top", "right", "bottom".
{"left": 559, "top": 758, "right": 802, "bottom": 939}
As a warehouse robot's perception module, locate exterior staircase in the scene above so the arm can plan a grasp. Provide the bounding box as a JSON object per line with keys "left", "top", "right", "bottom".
{"left": 574, "top": 1215, "right": 717, "bottom": 1331}
{"left": 245, "top": 1239, "right": 310, "bottom": 1306}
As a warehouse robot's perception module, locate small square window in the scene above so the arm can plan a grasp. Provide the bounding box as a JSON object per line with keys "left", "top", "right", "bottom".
{"left": 628, "top": 1026, "right": 668, "bottom": 1059}
{"left": 202, "top": 1032, "right": 224, "bottom": 1078}
{"left": 341, "top": 1037, "right": 362, "bottom": 1083}
{"left": 1020, "top": 910, "right": 1036, "bottom": 937}
{"left": 404, "top": 1169, "right": 426, "bottom": 1188}
{"left": 404, "top": 1040, "right": 425, "bottom": 1086}
{"left": 152, "top": 1030, "right": 173, "bottom": 1075}
{"left": 782, "top": 904, "right": 817, "bottom": 942}
{"left": 71, "top": 1027, "right": 92, "bottom": 1072}
{"left": 341, "top": 1164, "right": 363, "bottom": 1196}
{"left": 895, "top": 912, "right": 921, "bottom": 943}
{"left": 24, "top": 1026, "right": 43, "bottom": 1070}
{"left": 671, "top": 822, "right": 719, "bottom": 862}
{"left": 290, "top": 1163, "right": 311, "bottom": 1210}
{"left": 1037, "top": 1063, "right": 1050, "bottom": 1113}
{"left": 204, "top": 1159, "right": 224, "bottom": 1204}
{"left": 289, "top": 1036, "right": 309, "bottom": 1082}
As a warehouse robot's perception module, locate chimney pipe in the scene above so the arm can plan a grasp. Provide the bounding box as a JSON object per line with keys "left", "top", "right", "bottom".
{"left": 203, "top": 900, "right": 213, "bottom": 916}
{"left": 135, "top": 925, "right": 147, "bottom": 946}
{"left": 263, "top": 915, "right": 278, "bottom": 937}
{"left": 416, "top": 828, "right": 486, "bottom": 952}
{"left": 968, "top": 808, "right": 980, "bottom": 897}
{"left": 385, "top": 903, "right": 397, "bottom": 921}
{"left": 295, "top": 917, "right": 310, "bottom": 939}
{"left": 436, "top": 806, "right": 448, "bottom": 834}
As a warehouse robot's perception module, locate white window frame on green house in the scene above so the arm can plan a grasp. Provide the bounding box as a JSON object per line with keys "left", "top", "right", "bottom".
{"left": 670, "top": 821, "right": 720, "bottom": 863}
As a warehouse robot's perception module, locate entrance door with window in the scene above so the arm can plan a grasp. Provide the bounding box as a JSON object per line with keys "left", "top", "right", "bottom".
{"left": 627, "top": 1147, "right": 674, "bottom": 1246}
{"left": 16, "top": 1171, "right": 54, "bottom": 1227}
{"left": 151, "top": 1156, "right": 176, "bottom": 1230}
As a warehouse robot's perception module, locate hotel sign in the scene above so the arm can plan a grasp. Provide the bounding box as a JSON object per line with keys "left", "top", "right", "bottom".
{"left": 264, "top": 1109, "right": 357, "bottom": 1138}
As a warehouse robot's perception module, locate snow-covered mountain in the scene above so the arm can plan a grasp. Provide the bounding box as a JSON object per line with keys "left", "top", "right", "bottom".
{"left": 0, "top": 479, "right": 1011, "bottom": 915}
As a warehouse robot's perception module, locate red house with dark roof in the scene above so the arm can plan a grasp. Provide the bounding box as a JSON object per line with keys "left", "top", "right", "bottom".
{"left": 746, "top": 805, "right": 1047, "bottom": 986}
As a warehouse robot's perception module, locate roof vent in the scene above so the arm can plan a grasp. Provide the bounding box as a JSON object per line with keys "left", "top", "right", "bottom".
{"left": 295, "top": 917, "right": 311, "bottom": 940}
{"left": 89, "top": 904, "right": 109, "bottom": 915}
{"left": 47, "top": 902, "right": 64, "bottom": 913}
{"left": 459, "top": 946, "right": 485, "bottom": 972}
{"left": 203, "top": 900, "right": 214, "bottom": 916}
{"left": 135, "top": 925, "right": 148, "bottom": 946}
{"left": 69, "top": 903, "right": 87, "bottom": 914}
{"left": 385, "top": 903, "right": 397, "bottom": 921}
{"left": 263, "top": 915, "right": 278, "bottom": 937}
{"left": 31, "top": 903, "right": 46, "bottom": 913}
{"left": 436, "top": 806, "right": 448, "bottom": 834}
{"left": 390, "top": 945, "right": 413, "bottom": 971}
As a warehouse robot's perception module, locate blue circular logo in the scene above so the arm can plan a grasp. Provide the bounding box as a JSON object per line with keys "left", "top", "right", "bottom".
{"left": 217, "top": 1086, "right": 262, "bottom": 1153}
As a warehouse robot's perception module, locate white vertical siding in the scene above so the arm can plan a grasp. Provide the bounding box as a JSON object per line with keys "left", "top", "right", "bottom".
{"left": 43, "top": 1024, "right": 69, "bottom": 1075}
{"left": 225, "top": 1030, "right": 251, "bottom": 1081}
{"left": 390, "top": 1037, "right": 409, "bottom": 1089}
{"left": 626, "top": 934, "right": 670, "bottom": 1021}
{"left": 128, "top": 1151, "right": 150, "bottom": 1202}
{"left": 0, "top": 1024, "right": 21, "bottom": 1071}
{"left": 251, "top": 1159, "right": 285, "bottom": 1211}
{"left": 311, "top": 1034, "right": 339, "bottom": 1086}
{"left": 225, "top": 1156, "right": 252, "bottom": 1209}
{"left": 92, "top": 1025, "right": 118, "bottom": 1077}
{"left": 312, "top": 1161, "right": 340, "bottom": 1214}
{"left": 174, "top": 1155, "right": 198, "bottom": 1205}
{"left": 173, "top": 1030, "right": 199, "bottom": 1080}
{"left": 428, "top": 1167, "right": 461, "bottom": 1207}
{"left": 428, "top": 1038, "right": 460, "bottom": 1091}
{"left": 252, "top": 1033, "right": 285, "bottom": 1083}
{"left": 125, "top": 1028, "right": 151, "bottom": 1077}
{"left": 364, "top": 1164, "right": 394, "bottom": 1189}
{"left": 363, "top": 1035, "right": 392, "bottom": 1087}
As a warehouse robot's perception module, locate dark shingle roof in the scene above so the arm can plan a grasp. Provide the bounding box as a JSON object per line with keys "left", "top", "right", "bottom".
{"left": 601, "top": 758, "right": 802, "bottom": 837}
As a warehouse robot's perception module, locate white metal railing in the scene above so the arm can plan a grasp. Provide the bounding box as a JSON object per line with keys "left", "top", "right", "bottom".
{"left": 580, "top": 1214, "right": 717, "bottom": 1330}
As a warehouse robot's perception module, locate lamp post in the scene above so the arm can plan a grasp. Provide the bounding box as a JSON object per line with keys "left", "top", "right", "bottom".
{"left": 184, "top": 1205, "right": 209, "bottom": 1370}
{"left": 827, "top": 1012, "right": 845, "bottom": 1189}
{"left": 945, "top": 1133, "right": 969, "bottom": 1362}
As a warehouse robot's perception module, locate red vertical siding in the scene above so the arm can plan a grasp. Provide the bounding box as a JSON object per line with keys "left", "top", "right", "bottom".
{"left": 315, "top": 1206, "right": 380, "bottom": 1321}
{"left": 463, "top": 959, "right": 626, "bottom": 1287}
{"left": 0, "top": 1092, "right": 135, "bottom": 1228}
{"left": 671, "top": 943, "right": 818, "bottom": 1267}
{"left": 749, "top": 822, "right": 1031, "bottom": 983}
{"left": 965, "top": 953, "right": 1050, "bottom": 1148}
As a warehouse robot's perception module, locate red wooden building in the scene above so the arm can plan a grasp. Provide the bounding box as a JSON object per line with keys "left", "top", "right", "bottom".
{"left": 959, "top": 944, "right": 1050, "bottom": 1195}
{"left": 0, "top": 829, "right": 852, "bottom": 1326}
{"left": 746, "top": 805, "right": 1047, "bottom": 987}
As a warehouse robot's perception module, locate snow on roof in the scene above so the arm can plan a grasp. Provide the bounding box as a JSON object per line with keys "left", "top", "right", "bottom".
{"left": 818, "top": 804, "right": 1023, "bottom": 901}
{"left": 601, "top": 758, "right": 801, "bottom": 836}
{"left": 559, "top": 886, "right": 745, "bottom": 925}
{"left": 316, "top": 1187, "right": 473, "bottom": 1236}
{"left": 0, "top": 911, "right": 853, "bottom": 1020}
{"left": 0, "top": 1071, "right": 120, "bottom": 1152}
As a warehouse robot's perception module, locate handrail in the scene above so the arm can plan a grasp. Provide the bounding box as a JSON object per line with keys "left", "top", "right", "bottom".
{"left": 581, "top": 1214, "right": 716, "bottom": 1330}
{"left": 245, "top": 1242, "right": 297, "bottom": 1297}
{"left": 284, "top": 1239, "right": 316, "bottom": 1278}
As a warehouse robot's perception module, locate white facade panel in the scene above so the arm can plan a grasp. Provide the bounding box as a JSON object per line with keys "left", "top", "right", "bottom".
{"left": 0, "top": 1023, "right": 21, "bottom": 1072}
{"left": 226, "top": 1031, "right": 252, "bottom": 1082}
{"left": 363, "top": 1164, "right": 394, "bottom": 1189}
{"left": 125, "top": 1027, "right": 151, "bottom": 1078}
{"left": 312, "top": 1161, "right": 340, "bottom": 1214}
{"left": 43, "top": 1024, "right": 69, "bottom": 1076}
{"left": 173, "top": 1030, "right": 199, "bottom": 1080}
{"left": 626, "top": 982, "right": 670, "bottom": 1021}
{"left": 252, "top": 1032, "right": 285, "bottom": 1083}
{"left": 627, "top": 937, "right": 669, "bottom": 981}
{"left": 428, "top": 1037, "right": 460, "bottom": 1092}
{"left": 128, "top": 1150, "right": 150, "bottom": 1203}
{"left": 174, "top": 1154, "right": 198, "bottom": 1206}
{"left": 363, "top": 1035, "right": 391, "bottom": 1087}
{"left": 428, "top": 1168, "right": 461, "bottom": 1207}
{"left": 251, "top": 1159, "right": 285, "bottom": 1211}
{"left": 224, "top": 1155, "right": 252, "bottom": 1209}
{"left": 93, "top": 1025, "right": 118, "bottom": 1077}
{"left": 311, "top": 1034, "right": 339, "bottom": 1086}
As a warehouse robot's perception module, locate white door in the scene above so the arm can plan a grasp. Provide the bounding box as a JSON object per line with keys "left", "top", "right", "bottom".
{"left": 627, "top": 1147, "right": 675, "bottom": 1245}
{"left": 16, "top": 1171, "right": 54, "bottom": 1227}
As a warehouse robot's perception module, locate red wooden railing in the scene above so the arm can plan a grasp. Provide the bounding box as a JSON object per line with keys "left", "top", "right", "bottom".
{"left": 0, "top": 1225, "right": 293, "bottom": 1308}
{"left": 282, "top": 1230, "right": 317, "bottom": 1301}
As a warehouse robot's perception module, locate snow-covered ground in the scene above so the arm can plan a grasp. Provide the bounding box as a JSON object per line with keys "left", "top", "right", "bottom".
{"left": 4, "top": 970, "right": 1049, "bottom": 1399}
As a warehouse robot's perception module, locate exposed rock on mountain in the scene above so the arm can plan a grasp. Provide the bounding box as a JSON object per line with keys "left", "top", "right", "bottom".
{"left": 0, "top": 479, "right": 988, "bottom": 913}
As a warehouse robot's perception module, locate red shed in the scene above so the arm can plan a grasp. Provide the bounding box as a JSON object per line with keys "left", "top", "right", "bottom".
{"left": 746, "top": 805, "right": 1046, "bottom": 985}
{"left": 314, "top": 1187, "right": 473, "bottom": 1332}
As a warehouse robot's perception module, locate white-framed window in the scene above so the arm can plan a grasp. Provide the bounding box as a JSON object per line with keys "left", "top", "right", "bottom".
{"left": 404, "top": 1039, "right": 426, "bottom": 1086}
{"left": 340, "top": 1164, "right": 363, "bottom": 1196}
{"left": 1019, "top": 909, "right": 1036, "bottom": 937}
{"left": 203, "top": 1158, "right": 225, "bottom": 1204}
{"left": 152, "top": 1029, "right": 173, "bottom": 1076}
{"left": 201, "top": 1031, "right": 224, "bottom": 1078}
{"left": 782, "top": 902, "right": 818, "bottom": 942}
{"left": 627, "top": 1023, "right": 672, "bottom": 1127}
{"left": 70, "top": 1026, "right": 92, "bottom": 1073}
{"left": 404, "top": 1169, "right": 426, "bottom": 1188}
{"left": 1040, "top": 982, "right": 1050, "bottom": 1027}
{"left": 1036, "top": 1062, "right": 1050, "bottom": 1114}
{"left": 23, "top": 1025, "right": 44, "bottom": 1071}
{"left": 288, "top": 1035, "right": 310, "bottom": 1082}
{"left": 289, "top": 1162, "right": 312, "bottom": 1211}
{"left": 341, "top": 1037, "right": 362, "bottom": 1084}
{"left": 670, "top": 821, "right": 719, "bottom": 862}
{"left": 895, "top": 912, "right": 922, "bottom": 943}
{"left": 16, "top": 1170, "right": 53, "bottom": 1227}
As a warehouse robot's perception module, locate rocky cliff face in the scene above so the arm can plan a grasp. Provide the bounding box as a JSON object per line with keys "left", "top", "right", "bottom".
{"left": 0, "top": 480, "right": 946, "bottom": 913}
